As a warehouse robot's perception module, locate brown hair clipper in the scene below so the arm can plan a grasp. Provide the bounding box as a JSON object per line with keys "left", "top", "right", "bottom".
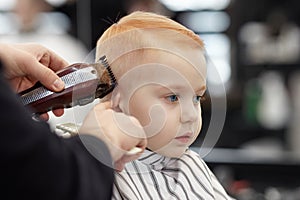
{"left": 19, "top": 55, "right": 116, "bottom": 115}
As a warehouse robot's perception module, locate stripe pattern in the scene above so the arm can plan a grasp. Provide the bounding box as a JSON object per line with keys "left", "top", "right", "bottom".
{"left": 112, "top": 149, "right": 234, "bottom": 200}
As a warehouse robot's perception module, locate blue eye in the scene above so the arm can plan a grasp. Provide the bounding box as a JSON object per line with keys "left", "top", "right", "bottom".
{"left": 166, "top": 94, "right": 179, "bottom": 103}
{"left": 193, "top": 95, "right": 203, "bottom": 104}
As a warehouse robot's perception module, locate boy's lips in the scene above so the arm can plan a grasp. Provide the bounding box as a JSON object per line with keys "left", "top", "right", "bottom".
{"left": 175, "top": 132, "right": 193, "bottom": 143}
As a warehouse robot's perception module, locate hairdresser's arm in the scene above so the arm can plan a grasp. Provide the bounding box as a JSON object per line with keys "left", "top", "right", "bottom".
{"left": 0, "top": 62, "right": 114, "bottom": 200}
{"left": 0, "top": 43, "right": 67, "bottom": 119}
{"left": 0, "top": 42, "right": 147, "bottom": 169}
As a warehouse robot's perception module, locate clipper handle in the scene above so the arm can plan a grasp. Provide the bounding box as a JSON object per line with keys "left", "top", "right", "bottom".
{"left": 19, "top": 63, "right": 99, "bottom": 114}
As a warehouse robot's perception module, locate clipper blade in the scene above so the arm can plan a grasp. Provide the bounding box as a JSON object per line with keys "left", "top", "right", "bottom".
{"left": 95, "top": 55, "right": 117, "bottom": 99}
{"left": 99, "top": 55, "right": 117, "bottom": 84}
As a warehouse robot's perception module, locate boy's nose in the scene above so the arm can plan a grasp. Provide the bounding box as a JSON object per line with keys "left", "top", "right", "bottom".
{"left": 180, "top": 102, "right": 199, "bottom": 123}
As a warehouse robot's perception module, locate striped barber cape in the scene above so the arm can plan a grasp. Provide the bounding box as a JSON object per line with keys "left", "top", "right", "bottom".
{"left": 112, "top": 149, "right": 234, "bottom": 200}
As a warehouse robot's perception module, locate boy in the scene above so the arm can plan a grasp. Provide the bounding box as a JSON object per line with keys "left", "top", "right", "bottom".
{"left": 95, "top": 11, "right": 233, "bottom": 200}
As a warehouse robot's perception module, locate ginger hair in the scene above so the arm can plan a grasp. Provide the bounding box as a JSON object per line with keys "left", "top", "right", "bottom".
{"left": 96, "top": 11, "right": 205, "bottom": 101}
{"left": 97, "top": 11, "right": 203, "bottom": 47}
{"left": 96, "top": 11, "right": 205, "bottom": 85}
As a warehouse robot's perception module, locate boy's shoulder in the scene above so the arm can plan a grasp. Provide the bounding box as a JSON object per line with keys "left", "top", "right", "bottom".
{"left": 183, "top": 148, "right": 209, "bottom": 166}
{"left": 185, "top": 148, "right": 203, "bottom": 159}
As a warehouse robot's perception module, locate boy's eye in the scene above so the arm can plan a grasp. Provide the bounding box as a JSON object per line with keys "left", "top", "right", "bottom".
{"left": 193, "top": 95, "right": 204, "bottom": 104}
{"left": 166, "top": 94, "right": 179, "bottom": 103}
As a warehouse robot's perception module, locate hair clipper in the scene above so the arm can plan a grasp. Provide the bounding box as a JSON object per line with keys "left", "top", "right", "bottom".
{"left": 19, "top": 55, "right": 117, "bottom": 115}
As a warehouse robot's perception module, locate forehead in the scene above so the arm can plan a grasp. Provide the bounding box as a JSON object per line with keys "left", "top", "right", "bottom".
{"left": 128, "top": 48, "right": 205, "bottom": 76}
{"left": 157, "top": 49, "right": 206, "bottom": 78}
{"left": 117, "top": 49, "right": 206, "bottom": 93}
{"left": 97, "top": 27, "right": 205, "bottom": 71}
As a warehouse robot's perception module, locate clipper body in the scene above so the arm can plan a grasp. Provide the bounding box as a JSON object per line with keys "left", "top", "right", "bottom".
{"left": 19, "top": 56, "right": 116, "bottom": 114}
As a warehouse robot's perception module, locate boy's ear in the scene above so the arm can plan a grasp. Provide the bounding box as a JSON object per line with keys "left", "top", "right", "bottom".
{"left": 111, "top": 88, "right": 122, "bottom": 112}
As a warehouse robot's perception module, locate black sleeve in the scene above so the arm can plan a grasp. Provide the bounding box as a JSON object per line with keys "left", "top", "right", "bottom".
{"left": 0, "top": 62, "right": 114, "bottom": 200}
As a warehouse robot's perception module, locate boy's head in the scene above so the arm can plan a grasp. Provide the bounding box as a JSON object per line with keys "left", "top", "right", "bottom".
{"left": 96, "top": 11, "right": 206, "bottom": 158}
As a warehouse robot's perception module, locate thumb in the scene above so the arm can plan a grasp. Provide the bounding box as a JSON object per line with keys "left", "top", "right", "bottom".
{"left": 29, "top": 62, "right": 65, "bottom": 92}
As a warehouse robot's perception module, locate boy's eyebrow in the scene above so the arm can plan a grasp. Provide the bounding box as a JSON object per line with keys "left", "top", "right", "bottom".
{"left": 156, "top": 84, "right": 206, "bottom": 92}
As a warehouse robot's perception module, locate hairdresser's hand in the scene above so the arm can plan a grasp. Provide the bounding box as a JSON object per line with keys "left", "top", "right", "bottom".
{"left": 0, "top": 43, "right": 68, "bottom": 119}
{"left": 79, "top": 101, "right": 147, "bottom": 171}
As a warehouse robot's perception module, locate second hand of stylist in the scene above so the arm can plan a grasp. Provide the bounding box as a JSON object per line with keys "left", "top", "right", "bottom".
{"left": 0, "top": 43, "right": 147, "bottom": 199}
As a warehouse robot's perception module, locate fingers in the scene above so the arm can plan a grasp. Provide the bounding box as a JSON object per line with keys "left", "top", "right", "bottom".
{"left": 39, "top": 113, "right": 49, "bottom": 121}
{"left": 136, "top": 138, "right": 147, "bottom": 151}
{"left": 80, "top": 101, "right": 147, "bottom": 169}
{"left": 114, "top": 152, "right": 143, "bottom": 171}
{"left": 100, "top": 101, "right": 147, "bottom": 147}
{"left": 26, "top": 62, "right": 65, "bottom": 92}
{"left": 34, "top": 108, "right": 64, "bottom": 121}
{"left": 18, "top": 43, "right": 68, "bottom": 72}
{"left": 126, "top": 147, "right": 143, "bottom": 155}
{"left": 52, "top": 108, "right": 64, "bottom": 117}
{"left": 40, "top": 47, "right": 69, "bottom": 72}
{"left": 19, "top": 43, "right": 68, "bottom": 92}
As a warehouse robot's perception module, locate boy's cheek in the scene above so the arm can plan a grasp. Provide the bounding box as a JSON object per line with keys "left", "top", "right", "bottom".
{"left": 195, "top": 118, "right": 202, "bottom": 137}
{"left": 146, "top": 132, "right": 173, "bottom": 151}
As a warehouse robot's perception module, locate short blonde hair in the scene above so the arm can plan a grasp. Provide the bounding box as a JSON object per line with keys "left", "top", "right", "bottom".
{"left": 96, "top": 11, "right": 204, "bottom": 81}
{"left": 97, "top": 11, "right": 203, "bottom": 47}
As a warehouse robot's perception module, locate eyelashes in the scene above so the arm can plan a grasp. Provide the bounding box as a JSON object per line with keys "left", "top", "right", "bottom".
{"left": 193, "top": 95, "right": 205, "bottom": 104}
{"left": 165, "top": 94, "right": 179, "bottom": 103}
{"left": 165, "top": 94, "right": 205, "bottom": 104}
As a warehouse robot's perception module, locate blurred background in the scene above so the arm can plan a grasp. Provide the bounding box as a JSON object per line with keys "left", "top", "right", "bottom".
{"left": 1, "top": 0, "right": 300, "bottom": 199}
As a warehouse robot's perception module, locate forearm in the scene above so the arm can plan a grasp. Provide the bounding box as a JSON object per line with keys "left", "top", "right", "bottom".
{"left": 0, "top": 65, "right": 113, "bottom": 200}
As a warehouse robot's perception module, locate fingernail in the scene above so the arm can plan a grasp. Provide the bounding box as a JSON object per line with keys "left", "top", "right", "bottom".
{"left": 126, "top": 147, "right": 143, "bottom": 155}
{"left": 53, "top": 78, "right": 65, "bottom": 91}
